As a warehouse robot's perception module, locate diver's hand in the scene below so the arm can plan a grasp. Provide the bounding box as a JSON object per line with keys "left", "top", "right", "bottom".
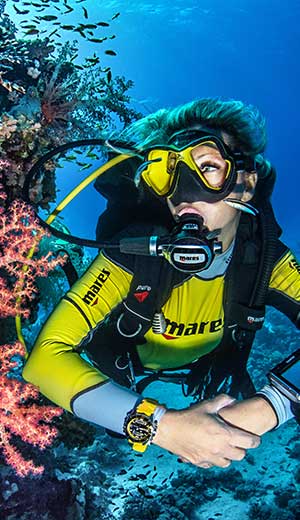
{"left": 152, "top": 394, "right": 261, "bottom": 469}
{"left": 218, "top": 396, "right": 278, "bottom": 435}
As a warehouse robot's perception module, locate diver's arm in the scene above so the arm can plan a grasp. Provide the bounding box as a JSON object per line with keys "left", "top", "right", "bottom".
{"left": 22, "top": 252, "right": 139, "bottom": 412}
{"left": 217, "top": 395, "right": 278, "bottom": 435}
{"left": 216, "top": 250, "right": 300, "bottom": 436}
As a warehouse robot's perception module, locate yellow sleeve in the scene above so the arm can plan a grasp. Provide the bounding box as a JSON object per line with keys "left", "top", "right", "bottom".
{"left": 269, "top": 251, "right": 300, "bottom": 301}
{"left": 22, "top": 252, "right": 132, "bottom": 411}
{"left": 267, "top": 250, "right": 300, "bottom": 326}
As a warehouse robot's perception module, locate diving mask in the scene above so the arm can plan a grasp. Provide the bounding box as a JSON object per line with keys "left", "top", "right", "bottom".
{"left": 136, "top": 129, "right": 255, "bottom": 204}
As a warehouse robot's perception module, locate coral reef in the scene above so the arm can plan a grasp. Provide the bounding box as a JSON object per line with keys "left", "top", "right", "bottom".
{"left": 0, "top": 195, "right": 65, "bottom": 320}
{"left": 0, "top": 1, "right": 141, "bottom": 206}
{"left": 0, "top": 340, "right": 62, "bottom": 477}
{"left": 0, "top": 0, "right": 142, "bottom": 485}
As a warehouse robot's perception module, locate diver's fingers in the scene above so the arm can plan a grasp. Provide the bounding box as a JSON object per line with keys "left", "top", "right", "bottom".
{"left": 225, "top": 446, "right": 246, "bottom": 462}
{"left": 221, "top": 421, "right": 261, "bottom": 450}
{"left": 198, "top": 457, "right": 232, "bottom": 469}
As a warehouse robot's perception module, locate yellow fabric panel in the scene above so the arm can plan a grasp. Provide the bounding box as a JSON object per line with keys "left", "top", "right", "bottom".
{"left": 23, "top": 253, "right": 132, "bottom": 411}
{"left": 138, "top": 275, "right": 225, "bottom": 369}
{"left": 269, "top": 251, "right": 300, "bottom": 302}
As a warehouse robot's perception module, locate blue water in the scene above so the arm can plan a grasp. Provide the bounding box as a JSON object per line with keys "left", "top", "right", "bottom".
{"left": 6, "top": 0, "right": 300, "bottom": 248}
{"left": 2, "top": 1, "right": 300, "bottom": 518}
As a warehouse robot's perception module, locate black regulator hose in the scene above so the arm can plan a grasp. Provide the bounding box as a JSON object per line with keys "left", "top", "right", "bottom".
{"left": 249, "top": 168, "right": 281, "bottom": 307}
{"left": 22, "top": 138, "right": 138, "bottom": 250}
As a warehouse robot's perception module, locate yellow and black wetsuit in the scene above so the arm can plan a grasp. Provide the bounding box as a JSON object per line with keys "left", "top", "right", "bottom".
{"left": 23, "top": 241, "right": 300, "bottom": 434}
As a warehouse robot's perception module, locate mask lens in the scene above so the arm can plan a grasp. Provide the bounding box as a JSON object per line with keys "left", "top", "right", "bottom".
{"left": 189, "top": 143, "right": 231, "bottom": 190}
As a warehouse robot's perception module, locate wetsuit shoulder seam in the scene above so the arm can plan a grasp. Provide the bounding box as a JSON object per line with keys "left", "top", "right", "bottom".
{"left": 63, "top": 295, "right": 92, "bottom": 329}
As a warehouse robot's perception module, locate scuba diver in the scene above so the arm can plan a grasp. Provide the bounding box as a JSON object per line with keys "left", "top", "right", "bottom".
{"left": 23, "top": 98, "right": 300, "bottom": 469}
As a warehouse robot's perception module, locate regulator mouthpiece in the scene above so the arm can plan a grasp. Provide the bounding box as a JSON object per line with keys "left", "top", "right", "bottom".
{"left": 119, "top": 213, "right": 222, "bottom": 273}
{"left": 158, "top": 214, "right": 222, "bottom": 273}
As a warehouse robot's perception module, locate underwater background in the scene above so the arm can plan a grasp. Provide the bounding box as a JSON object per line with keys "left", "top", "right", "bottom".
{"left": 0, "top": 0, "right": 300, "bottom": 518}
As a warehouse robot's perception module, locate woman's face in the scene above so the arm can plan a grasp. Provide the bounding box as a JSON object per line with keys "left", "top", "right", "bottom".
{"left": 167, "top": 143, "right": 257, "bottom": 250}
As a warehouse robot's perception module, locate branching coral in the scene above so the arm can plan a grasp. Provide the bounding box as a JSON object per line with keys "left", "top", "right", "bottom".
{"left": 0, "top": 340, "right": 62, "bottom": 477}
{"left": 0, "top": 197, "right": 65, "bottom": 318}
{"left": 0, "top": 188, "right": 66, "bottom": 476}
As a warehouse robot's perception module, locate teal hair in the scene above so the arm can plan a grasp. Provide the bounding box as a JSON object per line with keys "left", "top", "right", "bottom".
{"left": 117, "top": 98, "right": 271, "bottom": 177}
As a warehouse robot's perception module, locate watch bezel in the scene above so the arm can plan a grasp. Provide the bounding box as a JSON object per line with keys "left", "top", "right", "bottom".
{"left": 125, "top": 413, "right": 154, "bottom": 444}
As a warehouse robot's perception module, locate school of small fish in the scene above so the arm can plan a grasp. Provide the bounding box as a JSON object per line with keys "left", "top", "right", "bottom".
{"left": 0, "top": 0, "right": 120, "bottom": 89}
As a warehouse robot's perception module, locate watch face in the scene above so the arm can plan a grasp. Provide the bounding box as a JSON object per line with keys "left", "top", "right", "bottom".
{"left": 126, "top": 414, "right": 153, "bottom": 443}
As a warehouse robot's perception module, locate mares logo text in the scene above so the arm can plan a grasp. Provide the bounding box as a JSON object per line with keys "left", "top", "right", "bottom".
{"left": 82, "top": 268, "right": 110, "bottom": 306}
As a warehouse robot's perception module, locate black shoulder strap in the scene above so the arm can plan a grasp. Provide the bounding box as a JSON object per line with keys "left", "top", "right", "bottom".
{"left": 186, "top": 207, "right": 283, "bottom": 400}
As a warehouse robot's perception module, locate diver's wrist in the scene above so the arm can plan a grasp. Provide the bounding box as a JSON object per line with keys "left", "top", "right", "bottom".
{"left": 256, "top": 384, "right": 294, "bottom": 428}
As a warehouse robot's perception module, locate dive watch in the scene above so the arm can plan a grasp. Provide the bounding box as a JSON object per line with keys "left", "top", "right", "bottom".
{"left": 123, "top": 398, "right": 161, "bottom": 452}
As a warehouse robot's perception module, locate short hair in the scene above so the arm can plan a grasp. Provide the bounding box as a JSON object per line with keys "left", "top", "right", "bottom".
{"left": 118, "top": 97, "right": 271, "bottom": 177}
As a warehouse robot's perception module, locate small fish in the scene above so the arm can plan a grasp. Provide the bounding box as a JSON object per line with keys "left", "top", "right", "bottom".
{"left": 112, "top": 12, "right": 120, "bottom": 20}
{"left": 97, "top": 21, "right": 109, "bottom": 27}
{"left": 38, "top": 15, "right": 58, "bottom": 21}
{"left": 0, "top": 75, "right": 26, "bottom": 95}
{"left": 20, "top": 24, "right": 37, "bottom": 29}
{"left": 107, "top": 70, "right": 112, "bottom": 83}
{"left": 79, "top": 163, "right": 92, "bottom": 170}
{"left": 157, "top": 454, "right": 164, "bottom": 458}
{"left": 82, "top": 6, "right": 88, "bottom": 18}
{"left": 105, "top": 50, "right": 117, "bottom": 56}
{"left": 64, "top": 6, "right": 74, "bottom": 14}
{"left": 25, "top": 29, "right": 40, "bottom": 35}
{"left": 80, "top": 23, "right": 98, "bottom": 29}
{"left": 143, "top": 464, "right": 150, "bottom": 469}
{"left": 86, "top": 151, "right": 99, "bottom": 159}
{"left": 13, "top": 6, "right": 30, "bottom": 14}
{"left": 161, "top": 477, "right": 168, "bottom": 484}
{"left": 169, "top": 471, "right": 174, "bottom": 479}
{"left": 152, "top": 472, "right": 158, "bottom": 478}
{"left": 88, "top": 38, "right": 107, "bottom": 43}
{"left": 61, "top": 25, "right": 76, "bottom": 30}
{"left": 137, "top": 486, "right": 147, "bottom": 496}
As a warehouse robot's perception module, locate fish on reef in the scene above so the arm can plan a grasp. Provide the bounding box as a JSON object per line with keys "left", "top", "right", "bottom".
{"left": 105, "top": 49, "right": 117, "bottom": 56}
{"left": 0, "top": 73, "right": 26, "bottom": 95}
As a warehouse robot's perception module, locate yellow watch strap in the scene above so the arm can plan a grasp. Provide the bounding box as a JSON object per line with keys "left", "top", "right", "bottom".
{"left": 136, "top": 398, "right": 159, "bottom": 416}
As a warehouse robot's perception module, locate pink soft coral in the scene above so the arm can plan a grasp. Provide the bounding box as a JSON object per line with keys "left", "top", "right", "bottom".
{"left": 0, "top": 341, "right": 62, "bottom": 477}
{"left": 0, "top": 191, "right": 65, "bottom": 476}
{"left": 0, "top": 198, "right": 65, "bottom": 318}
